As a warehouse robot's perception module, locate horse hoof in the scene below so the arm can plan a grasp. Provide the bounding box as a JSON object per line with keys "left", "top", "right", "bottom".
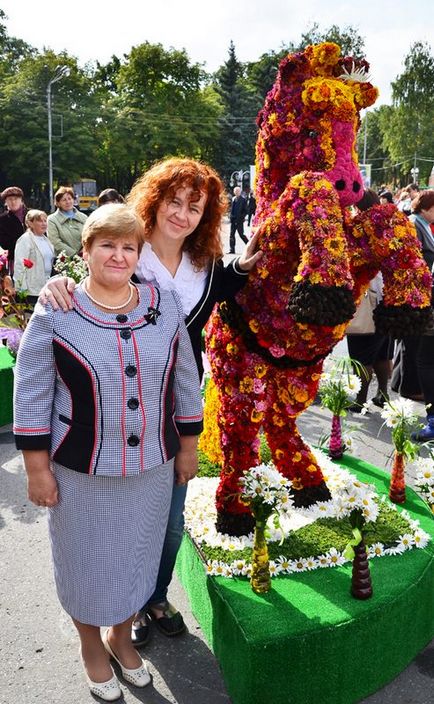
{"left": 291, "top": 480, "right": 332, "bottom": 508}
{"left": 216, "top": 511, "right": 255, "bottom": 537}
{"left": 288, "top": 282, "right": 356, "bottom": 326}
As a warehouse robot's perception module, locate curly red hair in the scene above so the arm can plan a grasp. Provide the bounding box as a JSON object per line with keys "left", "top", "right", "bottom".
{"left": 126, "top": 157, "right": 227, "bottom": 269}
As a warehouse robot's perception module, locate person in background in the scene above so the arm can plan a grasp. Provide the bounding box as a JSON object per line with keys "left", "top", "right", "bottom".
{"left": 401, "top": 183, "right": 420, "bottom": 216}
{"left": 0, "top": 186, "right": 27, "bottom": 274}
{"left": 39, "top": 157, "right": 262, "bottom": 648}
{"left": 14, "top": 204, "right": 203, "bottom": 701}
{"left": 246, "top": 190, "right": 256, "bottom": 227}
{"left": 229, "top": 185, "right": 248, "bottom": 254}
{"left": 411, "top": 190, "right": 434, "bottom": 440}
{"left": 391, "top": 188, "right": 434, "bottom": 403}
{"left": 14, "top": 210, "right": 54, "bottom": 304}
{"left": 379, "top": 190, "right": 394, "bottom": 205}
{"left": 98, "top": 188, "right": 125, "bottom": 207}
{"left": 47, "top": 186, "right": 87, "bottom": 256}
{"left": 346, "top": 189, "right": 393, "bottom": 411}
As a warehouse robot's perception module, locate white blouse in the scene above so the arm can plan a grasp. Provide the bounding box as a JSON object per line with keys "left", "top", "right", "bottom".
{"left": 135, "top": 242, "right": 208, "bottom": 317}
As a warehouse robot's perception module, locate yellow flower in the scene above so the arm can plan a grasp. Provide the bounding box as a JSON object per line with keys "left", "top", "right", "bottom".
{"left": 293, "top": 452, "right": 302, "bottom": 462}
{"left": 307, "top": 464, "right": 318, "bottom": 473}
{"left": 309, "top": 271, "right": 323, "bottom": 284}
{"left": 226, "top": 343, "right": 238, "bottom": 355}
{"left": 324, "top": 236, "right": 345, "bottom": 256}
{"left": 255, "top": 364, "right": 267, "bottom": 378}
{"left": 275, "top": 449, "right": 285, "bottom": 460}
{"left": 240, "top": 377, "right": 254, "bottom": 393}
{"left": 251, "top": 410, "right": 264, "bottom": 423}
{"left": 273, "top": 415, "right": 286, "bottom": 427}
{"left": 268, "top": 112, "right": 278, "bottom": 125}
{"left": 292, "top": 477, "right": 303, "bottom": 490}
{"left": 278, "top": 387, "right": 290, "bottom": 404}
{"left": 249, "top": 319, "right": 260, "bottom": 334}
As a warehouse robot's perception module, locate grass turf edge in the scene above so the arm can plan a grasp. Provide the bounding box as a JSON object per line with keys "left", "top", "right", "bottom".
{"left": 177, "top": 455, "right": 434, "bottom": 704}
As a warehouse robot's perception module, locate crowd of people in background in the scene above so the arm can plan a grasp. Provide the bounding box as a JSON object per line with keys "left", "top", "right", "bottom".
{"left": 345, "top": 182, "right": 434, "bottom": 442}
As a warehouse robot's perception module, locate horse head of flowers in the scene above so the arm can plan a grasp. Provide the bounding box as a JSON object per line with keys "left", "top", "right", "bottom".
{"left": 255, "top": 42, "right": 378, "bottom": 215}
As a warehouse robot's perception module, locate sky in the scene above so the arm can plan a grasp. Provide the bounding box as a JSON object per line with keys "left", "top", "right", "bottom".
{"left": 2, "top": 0, "right": 433, "bottom": 106}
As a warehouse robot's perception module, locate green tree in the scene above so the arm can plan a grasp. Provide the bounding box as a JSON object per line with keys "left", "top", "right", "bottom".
{"left": 379, "top": 41, "right": 434, "bottom": 185}
{"left": 213, "top": 41, "right": 259, "bottom": 185}
{"left": 357, "top": 107, "right": 392, "bottom": 189}
{"left": 96, "top": 42, "right": 220, "bottom": 192}
{"left": 0, "top": 50, "right": 102, "bottom": 204}
{"left": 298, "top": 23, "right": 365, "bottom": 58}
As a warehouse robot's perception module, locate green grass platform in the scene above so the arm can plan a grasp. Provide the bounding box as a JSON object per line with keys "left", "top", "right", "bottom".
{"left": 177, "top": 455, "right": 434, "bottom": 704}
{"left": 0, "top": 345, "right": 14, "bottom": 426}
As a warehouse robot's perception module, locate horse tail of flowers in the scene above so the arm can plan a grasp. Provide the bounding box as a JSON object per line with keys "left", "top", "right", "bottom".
{"left": 199, "top": 377, "right": 223, "bottom": 466}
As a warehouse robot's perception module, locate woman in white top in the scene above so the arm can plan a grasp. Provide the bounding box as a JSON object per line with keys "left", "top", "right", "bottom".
{"left": 14, "top": 210, "right": 55, "bottom": 304}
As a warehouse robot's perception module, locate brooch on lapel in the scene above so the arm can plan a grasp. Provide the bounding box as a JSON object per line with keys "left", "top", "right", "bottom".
{"left": 145, "top": 307, "right": 161, "bottom": 325}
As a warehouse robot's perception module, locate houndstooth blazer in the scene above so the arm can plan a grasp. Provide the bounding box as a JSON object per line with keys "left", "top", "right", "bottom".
{"left": 13, "top": 283, "right": 203, "bottom": 476}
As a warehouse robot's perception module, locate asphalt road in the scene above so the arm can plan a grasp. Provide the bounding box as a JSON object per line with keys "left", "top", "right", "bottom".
{"left": 0, "top": 221, "right": 432, "bottom": 703}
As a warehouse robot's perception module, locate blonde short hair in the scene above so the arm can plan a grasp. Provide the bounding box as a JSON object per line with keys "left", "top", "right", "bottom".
{"left": 81, "top": 203, "right": 145, "bottom": 253}
{"left": 25, "top": 209, "right": 48, "bottom": 227}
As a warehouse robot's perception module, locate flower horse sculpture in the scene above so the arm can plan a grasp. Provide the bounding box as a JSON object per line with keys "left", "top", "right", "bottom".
{"left": 205, "top": 42, "right": 432, "bottom": 536}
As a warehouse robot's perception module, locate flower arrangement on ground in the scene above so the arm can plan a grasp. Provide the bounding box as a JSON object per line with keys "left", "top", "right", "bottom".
{"left": 380, "top": 398, "right": 419, "bottom": 504}
{"left": 185, "top": 447, "right": 430, "bottom": 581}
{"left": 239, "top": 464, "right": 293, "bottom": 593}
{"left": 0, "top": 247, "right": 33, "bottom": 356}
{"left": 318, "top": 357, "right": 362, "bottom": 459}
{"left": 53, "top": 250, "right": 87, "bottom": 282}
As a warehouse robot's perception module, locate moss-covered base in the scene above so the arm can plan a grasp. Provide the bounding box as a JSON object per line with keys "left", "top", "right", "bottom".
{"left": 177, "top": 455, "right": 434, "bottom": 704}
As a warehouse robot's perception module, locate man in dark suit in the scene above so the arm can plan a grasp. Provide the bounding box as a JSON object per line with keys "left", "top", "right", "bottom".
{"left": 247, "top": 190, "right": 256, "bottom": 226}
{"left": 229, "top": 186, "right": 248, "bottom": 254}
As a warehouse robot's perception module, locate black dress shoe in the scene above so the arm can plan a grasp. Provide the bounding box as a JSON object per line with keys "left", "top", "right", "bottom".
{"left": 131, "top": 612, "right": 151, "bottom": 648}
{"left": 147, "top": 601, "right": 186, "bottom": 637}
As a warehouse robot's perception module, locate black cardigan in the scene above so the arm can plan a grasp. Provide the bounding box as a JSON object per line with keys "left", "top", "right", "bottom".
{"left": 184, "top": 257, "right": 248, "bottom": 380}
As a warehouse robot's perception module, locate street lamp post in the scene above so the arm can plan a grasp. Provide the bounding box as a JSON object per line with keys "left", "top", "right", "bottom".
{"left": 229, "top": 169, "right": 250, "bottom": 189}
{"left": 47, "top": 66, "right": 69, "bottom": 212}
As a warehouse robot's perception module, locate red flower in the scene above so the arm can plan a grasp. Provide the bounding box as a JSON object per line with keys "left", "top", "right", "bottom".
{"left": 22, "top": 258, "right": 34, "bottom": 269}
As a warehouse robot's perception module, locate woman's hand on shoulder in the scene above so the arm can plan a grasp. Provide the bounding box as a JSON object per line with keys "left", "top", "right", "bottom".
{"left": 237, "top": 229, "right": 263, "bottom": 271}
{"left": 39, "top": 276, "right": 76, "bottom": 311}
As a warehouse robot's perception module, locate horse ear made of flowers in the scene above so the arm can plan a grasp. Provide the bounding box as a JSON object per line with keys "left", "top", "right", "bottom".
{"left": 203, "top": 42, "right": 432, "bottom": 537}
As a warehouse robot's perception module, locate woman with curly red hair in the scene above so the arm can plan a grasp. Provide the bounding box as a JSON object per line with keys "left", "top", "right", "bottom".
{"left": 40, "top": 156, "right": 261, "bottom": 645}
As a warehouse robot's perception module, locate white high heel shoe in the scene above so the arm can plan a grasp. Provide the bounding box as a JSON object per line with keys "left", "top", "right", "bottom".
{"left": 103, "top": 631, "right": 151, "bottom": 688}
{"left": 85, "top": 666, "right": 122, "bottom": 701}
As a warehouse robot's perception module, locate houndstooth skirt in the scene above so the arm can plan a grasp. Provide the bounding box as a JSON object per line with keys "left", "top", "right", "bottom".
{"left": 48, "top": 460, "right": 174, "bottom": 626}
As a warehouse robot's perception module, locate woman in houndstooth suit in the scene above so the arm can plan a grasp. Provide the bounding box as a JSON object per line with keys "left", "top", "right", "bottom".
{"left": 14, "top": 204, "right": 203, "bottom": 701}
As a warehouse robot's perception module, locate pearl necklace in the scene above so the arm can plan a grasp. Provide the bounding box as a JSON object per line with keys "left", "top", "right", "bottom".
{"left": 83, "top": 279, "right": 135, "bottom": 311}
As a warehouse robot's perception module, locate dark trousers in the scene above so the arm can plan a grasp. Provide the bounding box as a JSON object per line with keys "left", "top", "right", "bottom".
{"left": 229, "top": 219, "right": 248, "bottom": 252}
{"left": 391, "top": 336, "right": 422, "bottom": 398}
{"left": 417, "top": 336, "right": 434, "bottom": 411}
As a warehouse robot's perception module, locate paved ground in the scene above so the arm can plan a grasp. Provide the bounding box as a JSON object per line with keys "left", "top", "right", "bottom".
{"left": 0, "top": 220, "right": 432, "bottom": 703}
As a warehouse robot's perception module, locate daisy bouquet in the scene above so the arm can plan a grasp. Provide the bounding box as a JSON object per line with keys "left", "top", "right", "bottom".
{"left": 413, "top": 457, "right": 434, "bottom": 513}
{"left": 239, "top": 464, "right": 293, "bottom": 593}
{"left": 380, "top": 398, "right": 419, "bottom": 504}
{"left": 319, "top": 357, "right": 362, "bottom": 459}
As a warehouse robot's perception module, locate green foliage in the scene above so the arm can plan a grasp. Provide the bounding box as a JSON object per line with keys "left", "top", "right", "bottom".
{"left": 379, "top": 41, "right": 434, "bottom": 184}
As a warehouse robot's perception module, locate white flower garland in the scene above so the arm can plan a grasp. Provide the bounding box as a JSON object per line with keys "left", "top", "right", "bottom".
{"left": 185, "top": 448, "right": 430, "bottom": 579}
